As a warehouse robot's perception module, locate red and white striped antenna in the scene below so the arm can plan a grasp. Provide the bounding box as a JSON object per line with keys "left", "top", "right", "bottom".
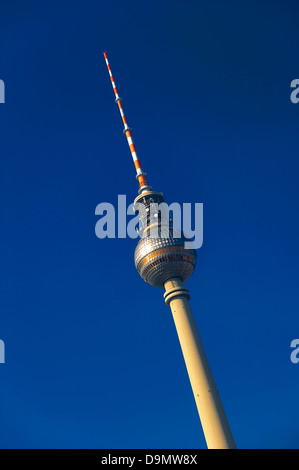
{"left": 103, "top": 52, "right": 150, "bottom": 192}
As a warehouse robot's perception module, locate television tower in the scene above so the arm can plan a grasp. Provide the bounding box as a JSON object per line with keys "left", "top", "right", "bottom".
{"left": 103, "top": 52, "right": 236, "bottom": 449}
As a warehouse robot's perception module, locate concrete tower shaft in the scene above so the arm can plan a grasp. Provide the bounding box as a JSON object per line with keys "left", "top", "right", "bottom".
{"left": 164, "top": 277, "right": 236, "bottom": 449}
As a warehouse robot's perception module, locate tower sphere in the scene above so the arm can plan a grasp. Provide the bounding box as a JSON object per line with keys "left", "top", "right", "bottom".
{"left": 134, "top": 190, "right": 197, "bottom": 288}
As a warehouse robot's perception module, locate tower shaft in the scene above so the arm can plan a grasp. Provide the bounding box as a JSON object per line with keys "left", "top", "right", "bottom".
{"left": 164, "top": 277, "right": 236, "bottom": 449}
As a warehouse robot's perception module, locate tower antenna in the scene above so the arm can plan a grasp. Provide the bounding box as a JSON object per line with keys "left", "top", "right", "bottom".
{"left": 103, "top": 52, "right": 150, "bottom": 192}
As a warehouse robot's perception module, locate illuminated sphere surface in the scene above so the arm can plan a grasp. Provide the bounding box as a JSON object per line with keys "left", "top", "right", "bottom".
{"left": 134, "top": 226, "right": 197, "bottom": 288}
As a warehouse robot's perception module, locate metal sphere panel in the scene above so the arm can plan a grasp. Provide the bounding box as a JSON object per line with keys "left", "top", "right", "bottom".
{"left": 134, "top": 233, "right": 197, "bottom": 288}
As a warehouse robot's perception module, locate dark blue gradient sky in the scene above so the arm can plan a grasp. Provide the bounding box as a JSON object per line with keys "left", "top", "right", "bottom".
{"left": 1, "top": 0, "right": 299, "bottom": 449}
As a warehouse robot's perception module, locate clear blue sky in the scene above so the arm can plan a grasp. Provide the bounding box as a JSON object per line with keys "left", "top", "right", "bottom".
{"left": 1, "top": 0, "right": 299, "bottom": 449}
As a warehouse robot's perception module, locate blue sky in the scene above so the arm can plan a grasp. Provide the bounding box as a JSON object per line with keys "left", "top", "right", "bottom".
{"left": 0, "top": 0, "right": 299, "bottom": 449}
